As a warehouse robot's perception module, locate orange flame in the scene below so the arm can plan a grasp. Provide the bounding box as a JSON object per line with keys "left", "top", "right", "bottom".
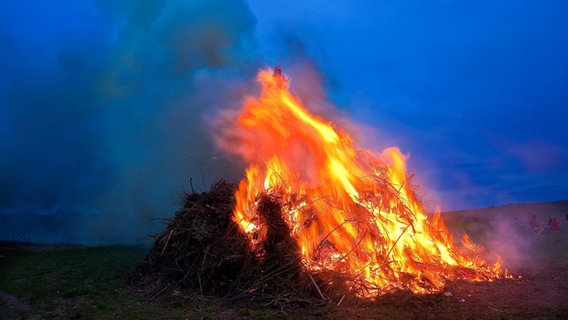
{"left": 224, "top": 68, "right": 502, "bottom": 297}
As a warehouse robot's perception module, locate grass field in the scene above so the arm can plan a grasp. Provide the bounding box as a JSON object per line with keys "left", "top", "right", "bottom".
{"left": 1, "top": 201, "right": 568, "bottom": 319}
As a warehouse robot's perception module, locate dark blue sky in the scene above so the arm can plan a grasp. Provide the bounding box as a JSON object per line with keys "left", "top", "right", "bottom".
{"left": 250, "top": 0, "right": 568, "bottom": 210}
{"left": 1, "top": 0, "right": 567, "bottom": 234}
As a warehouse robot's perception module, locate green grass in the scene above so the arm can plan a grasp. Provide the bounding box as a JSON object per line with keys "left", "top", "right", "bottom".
{"left": 1, "top": 210, "right": 568, "bottom": 319}
{"left": 2, "top": 242, "right": 567, "bottom": 320}
{"left": 0, "top": 246, "right": 193, "bottom": 319}
{"left": 0, "top": 245, "right": 325, "bottom": 319}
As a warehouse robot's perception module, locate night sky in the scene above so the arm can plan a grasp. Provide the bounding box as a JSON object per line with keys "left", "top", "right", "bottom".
{"left": 1, "top": 1, "right": 567, "bottom": 243}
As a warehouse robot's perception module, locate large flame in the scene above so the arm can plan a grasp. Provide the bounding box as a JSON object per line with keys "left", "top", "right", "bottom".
{"left": 223, "top": 68, "right": 502, "bottom": 297}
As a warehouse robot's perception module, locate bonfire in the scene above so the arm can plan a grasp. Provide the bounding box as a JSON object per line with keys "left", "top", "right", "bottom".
{"left": 137, "top": 66, "right": 505, "bottom": 304}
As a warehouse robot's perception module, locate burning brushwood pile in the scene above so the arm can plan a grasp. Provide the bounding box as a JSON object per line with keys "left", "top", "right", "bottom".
{"left": 135, "top": 66, "right": 507, "bottom": 304}
{"left": 137, "top": 180, "right": 332, "bottom": 303}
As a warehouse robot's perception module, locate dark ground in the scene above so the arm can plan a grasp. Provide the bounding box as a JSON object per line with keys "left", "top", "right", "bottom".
{"left": 1, "top": 200, "right": 567, "bottom": 319}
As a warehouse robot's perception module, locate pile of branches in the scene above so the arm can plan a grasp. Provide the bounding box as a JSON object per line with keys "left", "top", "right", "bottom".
{"left": 132, "top": 180, "right": 344, "bottom": 306}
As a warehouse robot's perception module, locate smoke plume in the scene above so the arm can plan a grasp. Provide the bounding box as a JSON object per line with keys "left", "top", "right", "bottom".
{"left": 0, "top": 0, "right": 260, "bottom": 244}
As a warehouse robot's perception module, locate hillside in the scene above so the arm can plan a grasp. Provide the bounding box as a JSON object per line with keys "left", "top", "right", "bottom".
{"left": 441, "top": 200, "right": 568, "bottom": 268}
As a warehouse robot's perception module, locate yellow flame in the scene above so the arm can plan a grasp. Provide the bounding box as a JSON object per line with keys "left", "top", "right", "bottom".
{"left": 228, "top": 69, "right": 503, "bottom": 297}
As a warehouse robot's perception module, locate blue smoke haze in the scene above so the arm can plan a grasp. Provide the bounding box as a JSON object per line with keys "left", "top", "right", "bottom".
{"left": 2, "top": 0, "right": 567, "bottom": 244}
{"left": 249, "top": 0, "right": 568, "bottom": 210}
{"left": 0, "top": 0, "right": 260, "bottom": 244}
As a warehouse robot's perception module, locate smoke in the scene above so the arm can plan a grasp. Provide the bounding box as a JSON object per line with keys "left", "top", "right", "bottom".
{"left": 478, "top": 214, "right": 532, "bottom": 269}
{"left": 0, "top": 0, "right": 260, "bottom": 244}
{"left": 441, "top": 203, "right": 568, "bottom": 271}
{"left": 209, "top": 53, "right": 370, "bottom": 177}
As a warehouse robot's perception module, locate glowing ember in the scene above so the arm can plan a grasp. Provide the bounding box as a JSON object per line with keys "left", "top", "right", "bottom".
{"left": 221, "top": 67, "right": 503, "bottom": 297}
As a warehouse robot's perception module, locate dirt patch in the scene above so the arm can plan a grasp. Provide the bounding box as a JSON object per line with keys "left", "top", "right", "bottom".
{"left": 0, "top": 291, "right": 38, "bottom": 320}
